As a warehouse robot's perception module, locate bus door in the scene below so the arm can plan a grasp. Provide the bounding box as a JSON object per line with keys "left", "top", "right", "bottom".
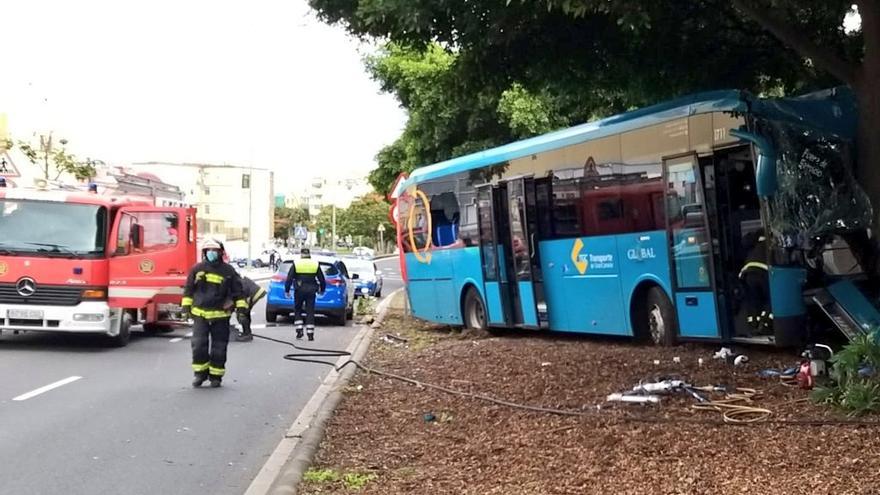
{"left": 498, "top": 177, "right": 546, "bottom": 328}
{"left": 476, "top": 184, "right": 511, "bottom": 325}
{"left": 663, "top": 153, "right": 722, "bottom": 340}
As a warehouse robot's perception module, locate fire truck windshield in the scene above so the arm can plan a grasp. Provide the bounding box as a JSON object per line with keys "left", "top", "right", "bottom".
{"left": 0, "top": 199, "right": 108, "bottom": 257}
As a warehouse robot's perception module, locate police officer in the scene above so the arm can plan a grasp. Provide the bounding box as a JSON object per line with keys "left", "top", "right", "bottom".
{"left": 182, "top": 239, "right": 247, "bottom": 388}
{"left": 234, "top": 275, "right": 267, "bottom": 342}
{"left": 739, "top": 231, "right": 772, "bottom": 332}
{"left": 283, "top": 248, "right": 326, "bottom": 341}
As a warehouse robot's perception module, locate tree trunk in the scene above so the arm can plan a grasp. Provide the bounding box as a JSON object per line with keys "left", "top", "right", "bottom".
{"left": 855, "top": 2, "right": 880, "bottom": 230}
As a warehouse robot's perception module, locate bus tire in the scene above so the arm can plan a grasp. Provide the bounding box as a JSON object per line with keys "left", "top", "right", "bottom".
{"left": 108, "top": 311, "right": 133, "bottom": 348}
{"left": 643, "top": 287, "right": 677, "bottom": 346}
{"left": 463, "top": 288, "right": 488, "bottom": 330}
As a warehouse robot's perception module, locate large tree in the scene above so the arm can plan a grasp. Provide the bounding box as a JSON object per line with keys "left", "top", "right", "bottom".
{"left": 311, "top": 0, "right": 876, "bottom": 212}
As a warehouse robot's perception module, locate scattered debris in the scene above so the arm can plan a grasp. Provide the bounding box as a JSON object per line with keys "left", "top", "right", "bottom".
{"left": 606, "top": 393, "right": 661, "bottom": 404}
{"left": 734, "top": 355, "right": 749, "bottom": 366}
{"left": 384, "top": 333, "right": 408, "bottom": 344}
{"left": 713, "top": 347, "right": 734, "bottom": 360}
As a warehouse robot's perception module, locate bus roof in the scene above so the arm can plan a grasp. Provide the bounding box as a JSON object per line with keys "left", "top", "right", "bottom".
{"left": 391, "top": 86, "right": 855, "bottom": 197}
{"left": 0, "top": 187, "right": 155, "bottom": 207}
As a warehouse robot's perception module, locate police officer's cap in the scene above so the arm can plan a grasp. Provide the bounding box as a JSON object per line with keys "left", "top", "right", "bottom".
{"left": 300, "top": 247, "right": 311, "bottom": 257}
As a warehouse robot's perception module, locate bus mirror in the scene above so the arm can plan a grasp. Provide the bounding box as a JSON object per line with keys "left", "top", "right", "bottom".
{"left": 730, "top": 129, "right": 777, "bottom": 198}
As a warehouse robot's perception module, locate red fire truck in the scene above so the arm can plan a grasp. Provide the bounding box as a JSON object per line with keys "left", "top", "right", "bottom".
{"left": 0, "top": 186, "right": 197, "bottom": 346}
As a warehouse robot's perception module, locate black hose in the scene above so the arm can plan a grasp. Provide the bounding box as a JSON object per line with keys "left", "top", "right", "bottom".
{"left": 251, "top": 332, "right": 358, "bottom": 369}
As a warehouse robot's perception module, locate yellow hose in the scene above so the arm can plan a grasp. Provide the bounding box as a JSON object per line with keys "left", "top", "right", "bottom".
{"left": 406, "top": 189, "right": 433, "bottom": 264}
{"left": 691, "top": 387, "right": 773, "bottom": 423}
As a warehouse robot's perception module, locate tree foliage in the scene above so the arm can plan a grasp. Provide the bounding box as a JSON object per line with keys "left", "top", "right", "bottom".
{"left": 274, "top": 206, "right": 310, "bottom": 239}
{"left": 313, "top": 194, "right": 392, "bottom": 247}
{"left": 16, "top": 136, "right": 96, "bottom": 182}
{"left": 311, "top": 0, "right": 875, "bottom": 198}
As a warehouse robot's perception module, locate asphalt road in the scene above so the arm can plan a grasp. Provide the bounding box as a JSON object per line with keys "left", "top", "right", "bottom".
{"left": 0, "top": 259, "right": 405, "bottom": 495}
{"left": 375, "top": 255, "right": 404, "bottom": 299}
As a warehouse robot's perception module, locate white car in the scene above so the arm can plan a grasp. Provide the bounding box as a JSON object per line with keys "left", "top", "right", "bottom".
{"left": 352, "top": 246, "right": 375, "bottom": 259}
{"left": 255, "top": 249, "right": 280, "bottom": 267}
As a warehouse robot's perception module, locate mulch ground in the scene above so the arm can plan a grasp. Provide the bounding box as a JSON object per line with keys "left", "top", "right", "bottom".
{"left": 299, "top": 309, "right": 880, "bottom": 495}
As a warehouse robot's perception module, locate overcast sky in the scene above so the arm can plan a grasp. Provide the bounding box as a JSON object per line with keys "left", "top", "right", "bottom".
{"left": 0, "top": 0, "right": 406, "bottom": 193}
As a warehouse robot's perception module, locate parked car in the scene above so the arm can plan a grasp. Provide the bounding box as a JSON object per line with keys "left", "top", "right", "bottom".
{"left": 230, "top": 256, "right": 250, "bottom": 268}
{"left": 344, "top": 257, "right": 383, "bottom": 298}
{"left": 352, "top": 246, "right": 375, "bottom": 259}
{"left": 265, "top": 255, "right": 357, "bottom": 325}
{"left": 253, "top": 249, "right": 280, "bottom": 268}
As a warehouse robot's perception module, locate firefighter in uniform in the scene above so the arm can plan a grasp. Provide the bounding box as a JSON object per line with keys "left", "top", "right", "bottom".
{"left": 182, "top": 239, "right": 247, "bottom": 387}
{"left": 234, "top": 276, "right": 267, "bottom": 342}
{"left": 739, "top": 231, "right": 772, "bottom": 332}
{"left": 283, "top": 248, "right": 326, "bottom": 341}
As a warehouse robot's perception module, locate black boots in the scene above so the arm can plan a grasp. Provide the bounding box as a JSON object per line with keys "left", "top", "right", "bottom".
{"left": 193, "top": 372, "right": 221, "bottom": 388}
{"left": 236, "top": 331, "right": 253, "bottom": 342}
{"left": 306, "top": 324, "right": 315, "bottom": 341}
{"left": 295, "top": 328, "right": 304, "bottom": 339}
{"left": 192, "top": 372, "right": 208, "bottom": 388}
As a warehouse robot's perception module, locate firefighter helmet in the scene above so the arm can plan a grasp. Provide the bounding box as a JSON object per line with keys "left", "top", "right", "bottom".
{"left": 202, "top": 239, "right": 222, "bottom": 252}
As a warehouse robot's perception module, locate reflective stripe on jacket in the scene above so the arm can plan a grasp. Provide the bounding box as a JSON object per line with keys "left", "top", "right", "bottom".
{"left": 182, "top": 261, "right": 246, "bottom": 314}
{"left": 284, "top": 258, "right": 326, "bottom": 293}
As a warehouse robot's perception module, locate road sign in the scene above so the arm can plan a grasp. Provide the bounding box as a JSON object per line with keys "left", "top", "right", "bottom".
{"left": 0, "top": 151, "right": 20, "bottom": 177}
{"left": 377, "top": 223, "right": 386, "bottom": 233}
{"left": 294, "top": 225, "right": 308, "bottom": 240}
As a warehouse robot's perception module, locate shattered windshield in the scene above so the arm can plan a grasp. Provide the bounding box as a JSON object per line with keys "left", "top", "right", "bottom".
{"left": 757, "top": 119, "right": 872, "bottom": 250}
{"left": 0, "top": 199, "right": 108, "bottom": 257}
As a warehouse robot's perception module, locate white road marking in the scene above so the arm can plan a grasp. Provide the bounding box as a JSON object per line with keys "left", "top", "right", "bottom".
{"left": 13, "top": 376, "right": 82, "bottom": 401}
{"left": 250, "top": 324, "right": 267, "bottom": 330}
{"left": 169, "top": 337, "right": 183, "bottom": 343}
{"left": 185, "top": 331, "right": 193, "bottom": 337}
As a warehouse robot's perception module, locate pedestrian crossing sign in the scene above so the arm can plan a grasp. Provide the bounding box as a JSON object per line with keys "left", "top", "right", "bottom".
{"left": 0, "top": 151, "right": 19, "bottom": 177}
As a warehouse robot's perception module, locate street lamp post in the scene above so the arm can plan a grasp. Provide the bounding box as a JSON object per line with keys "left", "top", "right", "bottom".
{"left": 248, "top": 164, "right": 253, "bottom": 260}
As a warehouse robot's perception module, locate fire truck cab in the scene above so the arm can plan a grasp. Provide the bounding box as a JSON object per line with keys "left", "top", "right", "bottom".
{"left": 0, "top": 186, "right": 197, "bottom": 346}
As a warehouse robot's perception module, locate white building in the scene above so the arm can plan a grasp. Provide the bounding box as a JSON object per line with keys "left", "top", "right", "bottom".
{"left": 306, "top": 176, "right": 371, "bottom": 216}
{"left": 126, "top": 162, "right": 275, "bottom": 259}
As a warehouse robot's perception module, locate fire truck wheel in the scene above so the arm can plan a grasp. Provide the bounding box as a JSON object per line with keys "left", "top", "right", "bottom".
{"left": 108, "top": 312, "right": 133, "bottom": 347}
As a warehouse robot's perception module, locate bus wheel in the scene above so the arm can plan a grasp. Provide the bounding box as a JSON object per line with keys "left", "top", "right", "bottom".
{"left": 464, "top": 288, "right": 488, "bottom": 330}
{"left": 645, "top": 287, "right": 676, "bottom": 346}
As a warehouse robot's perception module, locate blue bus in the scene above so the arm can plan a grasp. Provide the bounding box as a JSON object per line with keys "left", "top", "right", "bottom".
{"left": 390, "top": 88, "right": 880, "bottom": 347}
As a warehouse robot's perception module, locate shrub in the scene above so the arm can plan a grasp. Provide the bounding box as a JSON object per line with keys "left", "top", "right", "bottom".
{"left": 812, "top": 332, "right": 880, "bottom": 416}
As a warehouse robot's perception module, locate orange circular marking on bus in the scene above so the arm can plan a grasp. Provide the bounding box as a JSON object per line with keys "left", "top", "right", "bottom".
{"left": 139, "top": 259, "right": 155, "bottom": 274}
{"left": 406, "top": 189, "right": 433, "bottom": 264}
{"left": 0, "top": 261, "right": 7, "bottom": 277}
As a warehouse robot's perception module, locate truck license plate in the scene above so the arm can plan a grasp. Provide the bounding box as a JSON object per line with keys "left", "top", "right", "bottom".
{"left": 7, "top": 309, "right": 44, "bottom": 320}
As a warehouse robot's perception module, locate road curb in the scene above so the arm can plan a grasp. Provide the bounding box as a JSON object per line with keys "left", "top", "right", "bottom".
{"left": 243, "top": 324, "right": 374, "bottom": 495}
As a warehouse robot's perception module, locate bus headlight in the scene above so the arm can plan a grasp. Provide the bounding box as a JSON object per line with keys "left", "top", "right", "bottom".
{"left": 73, "top": 313, "right": 105, "bottom": 322}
